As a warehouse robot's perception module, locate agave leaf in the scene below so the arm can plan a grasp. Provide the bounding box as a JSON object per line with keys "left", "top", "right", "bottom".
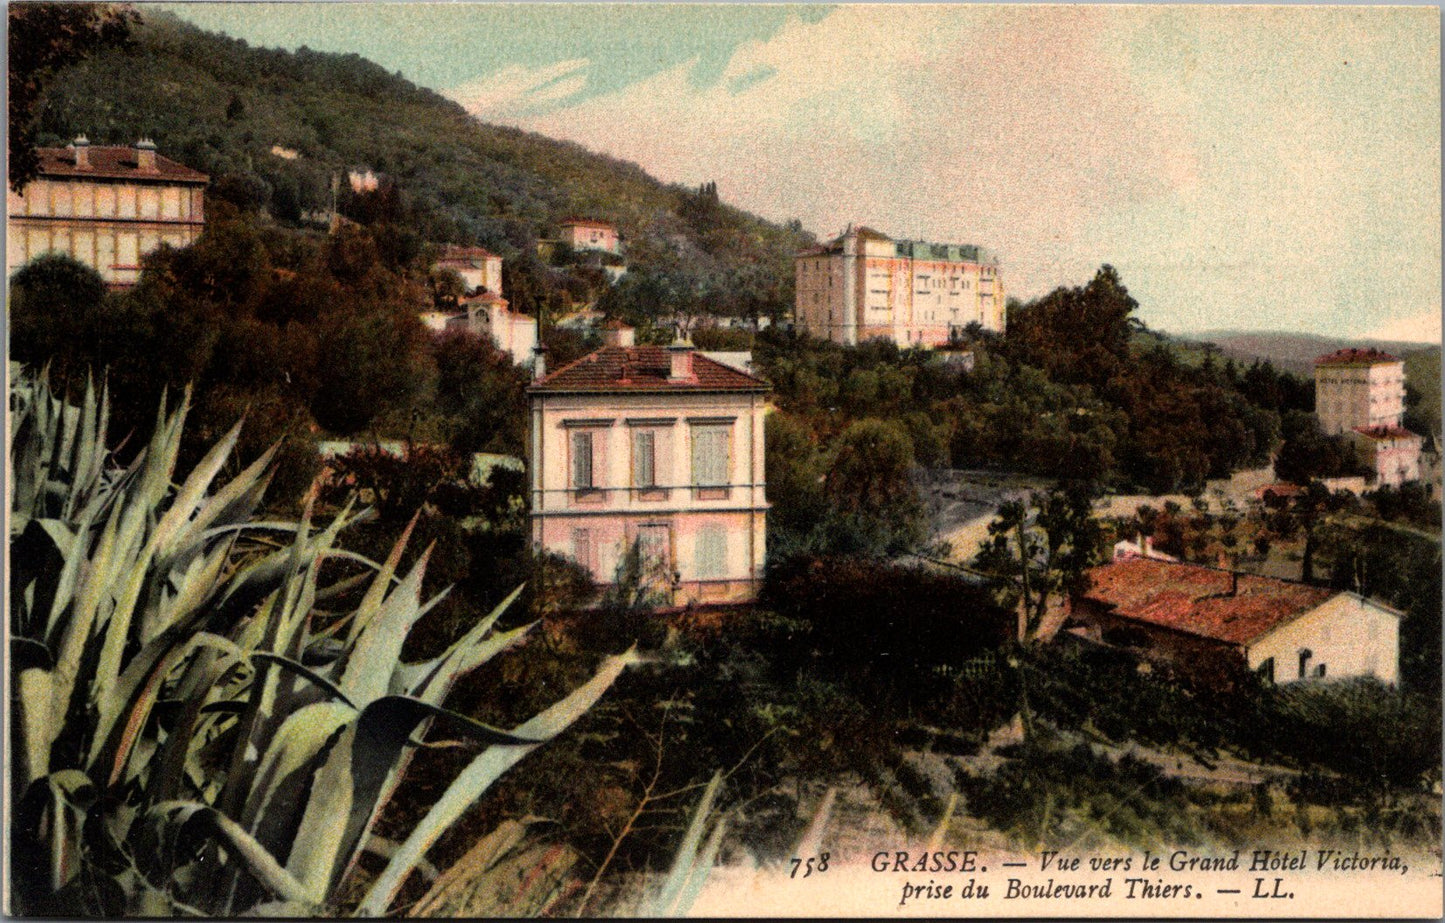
{"left": 141, "top": 801, "right": 313, "bottom": 908}
{"left": 151, "top": 417, "right": 244, "bottom": 561}
{"left": 346, "top": 512, "right": 419, "bottom": 647}
{"left": 338, "top": 545, "right": 433, "bottom": 708}
{"left": 354, "top": 649, "right": 638, "bottom": 916}
{"left": 251, "top": 652, "right": 355, "bottom": 708}
{"left": 671, "top": 811, "right": 728, "bottom": 917}
{"left": 648, "top": 772, "right": 724, "bottom": 917}
{"left": 243, "top": 701, "right": 356, "bottom": 842}
{"left": 41, "top": 508, "right": 95, "bottom": 650}
{"left": 17, "top": 667, "right": 58, "bottom": 790}
{"left": 286, "top": 694, "right": 542, "bottom": 904}
{"left": 90, "top": 633, "right": 243, "bottom": 787}
{"left": 396, "top": 585, "right": 528, "bottom": 705}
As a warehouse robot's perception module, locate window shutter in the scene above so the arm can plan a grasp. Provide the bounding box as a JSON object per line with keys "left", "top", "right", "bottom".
{"left": 572, "top": 432, "right": 593, "bottom": 489}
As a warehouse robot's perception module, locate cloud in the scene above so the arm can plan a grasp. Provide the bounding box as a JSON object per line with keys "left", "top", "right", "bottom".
{"left": 447, "top": 59, "right": 592, "bottom": 120}
{"left": 444, "top": 6, "right": 1438, "bottom": 340}
{"left": 1364, "top": 310, "right": 1443, "bottom": 344}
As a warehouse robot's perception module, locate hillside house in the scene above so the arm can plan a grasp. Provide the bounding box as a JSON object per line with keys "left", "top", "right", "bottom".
{"left": 559, "top": 217, "right": 620, "bottom": 255}
{"left": 1068, "top": 558, "right": 1400, "bottom": 687}
{"left": 527, "top": 325, "right": 770, "bottom": 605}
{"left": 435, "top": 245, "right": 503, "bottom": 295}
{"left": 7, "top": 137, "right": 207, "bottom": 288}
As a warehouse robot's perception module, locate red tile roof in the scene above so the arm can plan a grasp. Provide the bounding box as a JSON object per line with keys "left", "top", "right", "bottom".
{"left": 530, "top": 345, "right": 769, "bottom": 393}
{"left": 438, "top": 245, "right": 500, "bottom": 261}
{"left": 559, "top": 217, "right": 615, "bottom": 229}
{"left": 1315, "top": 347, "right": 1401, "bottom": 367}
{"left": 1079, "top": 558, "right": 1335, "bottom": 646}
{"left": 1352, "top": 424, "right": 1420, "bottom": 441}
{"left": 33, "top": 145, "right": 208, "bottom": 183}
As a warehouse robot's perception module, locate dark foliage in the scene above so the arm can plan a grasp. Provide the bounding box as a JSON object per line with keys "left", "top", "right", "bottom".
{"left": 762, "top": 556, "right": 1013, "bottom": 717}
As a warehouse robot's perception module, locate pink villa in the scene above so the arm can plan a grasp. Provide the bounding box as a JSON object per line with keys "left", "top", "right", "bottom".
{"left": 527, "top": 323, "right": 770, "bottom": 605}
{"left": 558, "top": 217, "right": 620, "bottom": 255}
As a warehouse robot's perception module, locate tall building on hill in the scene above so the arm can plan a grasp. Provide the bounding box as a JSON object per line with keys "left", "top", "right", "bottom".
{"left": 1314, "top": 347, "right": 1407, "bottom": 435}
{"left": 1314, "top": 347, "right": 1421, "bottom": 487}
{"left": 794, "top": 225, "right": 1004, "bottom": 348}
{"left": 527, "top": 324, "right": 770, "bottom": 606}
{"left": 7, "top": 137, "right": 207, "bottom": 288}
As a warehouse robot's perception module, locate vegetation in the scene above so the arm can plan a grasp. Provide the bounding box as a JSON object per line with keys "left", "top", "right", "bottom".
{"left": 8, "top": 369, "right": 633, "bottom": 915}
{"left": 32, "top": 11, "right": 812, "bottom": 324}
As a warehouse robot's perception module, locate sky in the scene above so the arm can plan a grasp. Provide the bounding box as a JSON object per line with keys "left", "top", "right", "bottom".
{"left": 165, "top": 3, "right": 1441, "bottom": 342}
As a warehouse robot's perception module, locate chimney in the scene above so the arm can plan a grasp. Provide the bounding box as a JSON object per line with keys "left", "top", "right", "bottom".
{"left": 71, "top": 135, "right": 90, "bottom": 169}
{"left": 532, "top": 344, "right": 548, "bottom": 381}
{"left": 1142, "top": 534, "right": 1153, "bottom": 558}
{"left": 601, "top": 320, "right": 635, "bottom": 348}
{"left": 135, "top": 138, "right": 158, "bottom": 172}
{"left": 668, "top": 338, "right": 695, "bottom": 381}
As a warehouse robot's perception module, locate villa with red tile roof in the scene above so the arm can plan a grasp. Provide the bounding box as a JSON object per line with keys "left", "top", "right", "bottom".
{"left": 1314, "top": 347, "right": 1422, "bottom": 486}
{"left": 527, "top": 323, "right": 770, "bottom": 605}
{"left": 7, "top": 137, "right": 208, "bottom": 287}
{"left": 1068, "top": 558, "right": 1400, "bottom": 687}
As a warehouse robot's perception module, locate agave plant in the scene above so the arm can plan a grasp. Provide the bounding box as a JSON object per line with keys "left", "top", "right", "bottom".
{"left": 8, "top": 369, "right": 634, "bottom": 916}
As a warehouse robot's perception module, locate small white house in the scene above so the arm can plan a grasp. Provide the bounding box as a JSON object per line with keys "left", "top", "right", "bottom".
{"left": 1071, "top": 558, "right": 1400, "bottom": 686}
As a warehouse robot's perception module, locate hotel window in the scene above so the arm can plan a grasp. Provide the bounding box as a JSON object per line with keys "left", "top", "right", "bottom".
{"left": 571, "top": 431, "right": 595, "bottom": 492}
{"left": 691, "top": 424, "right": 730, "bottom": 494}
{"left": 696, "top": 525, "right": 726, "bottom": 579}
{"left": 632, "top": 430, "right": 656, "bottom": 487}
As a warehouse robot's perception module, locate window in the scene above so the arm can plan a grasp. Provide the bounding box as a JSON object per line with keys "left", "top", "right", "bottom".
{"left": 691, "top": 425, "right": 729, "bottom": 488}
{"left": 1297, "top": 648, "right": 1313, "bottom": 679}
{"left": 695, "top": 525, "right": 726, "bottom": 579}
{"left": 638, "top": 524, "right": 671, "bottom": 572}
{"left": 1314, "top": 663, "right": 1327, "bottom": 678}
{"left": 571, "top": 431, "right": 594, "bottom": 491}
{"left": 632, "top": 430, "right": 657, "bottom": 489}
{"left": 572, "top": 528, "right": 593, "bottom": 573}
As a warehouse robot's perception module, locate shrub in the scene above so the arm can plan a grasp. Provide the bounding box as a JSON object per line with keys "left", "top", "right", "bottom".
{"left": 8, "top": 369, "right": 634, "bottom": 916}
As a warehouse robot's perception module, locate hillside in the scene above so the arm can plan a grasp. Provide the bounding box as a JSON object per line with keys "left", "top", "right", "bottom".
{"left": 33, "top": 11, "right": 811, "bottom": 318}
{"left": 1194, "top": 329, "right": 1441, "bottom": 434}
{"left": 1193, "top": 329, "right": 1435, "bottom": 376}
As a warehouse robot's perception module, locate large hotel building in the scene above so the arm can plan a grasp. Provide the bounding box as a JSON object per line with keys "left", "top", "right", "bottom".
{"left": 794, "top": 225, "right": 1004, "bottom": 347}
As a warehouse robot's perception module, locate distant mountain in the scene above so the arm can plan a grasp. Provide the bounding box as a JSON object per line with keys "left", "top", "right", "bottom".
{"left": 1190, "top": 329, "right": 1441, "bottom": 436}
{"left": 1190, "top": 330, "right": 1438, "bottom": 377}
{"left": 33, "top": 11, "right": 811, "bottom": 315}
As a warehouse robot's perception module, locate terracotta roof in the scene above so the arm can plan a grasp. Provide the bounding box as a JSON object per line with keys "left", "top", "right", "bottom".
{"left": 32, "top": 145, "right": 208, "bottom": 183}
{"left": 438, "top": 245, "right": 500, "bottom": 261}
{"left": 1315, "top": 347, "right": 1401, "bottom": 367}
{"left": 559, "top": 217, "right": 615, "bottom": 229}
{"left": 529, "top": 345, "right": 769, "bottom": 393}
{"left": 461, "top": 291, "right": 508, "bottom": 306}
{"left": 601, "top": 318, "right": 633, "bottom": 330}
{"left": 1079, "top": 558, "right": 1336, "bottom": 646}
{"left": 1352, "top": 424, "right": 1419, "bottom": 441}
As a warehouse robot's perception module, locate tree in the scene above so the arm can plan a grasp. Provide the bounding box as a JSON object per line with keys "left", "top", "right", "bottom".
{"left": 977, "top": 483, "right": 1103, "bottom": 645}
{"left": 9, "top": 2, "right": 136, "bottom": 191}
{"left": 8, "top": 253, "right": 108, "bottom": 379}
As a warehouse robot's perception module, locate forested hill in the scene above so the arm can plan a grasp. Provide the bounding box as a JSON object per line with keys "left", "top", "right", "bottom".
{"left": 34, "top": 11, "right": 811, "bottom": 319}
